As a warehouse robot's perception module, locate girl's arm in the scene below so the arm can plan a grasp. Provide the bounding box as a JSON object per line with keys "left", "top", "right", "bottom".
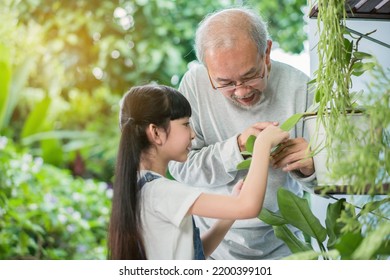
{"left": 200, "top": 180, "right": 243, "bottom": 258}
{"left": 188, "top": 125, "right": 289, "bottom": 220}
{"left": 201, "top": 219, "right": 235, "bottom": 258}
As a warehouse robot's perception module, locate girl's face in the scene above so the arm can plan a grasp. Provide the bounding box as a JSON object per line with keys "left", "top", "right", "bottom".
{"left": 163, "top": 117, "right": 195, "bottom": 162}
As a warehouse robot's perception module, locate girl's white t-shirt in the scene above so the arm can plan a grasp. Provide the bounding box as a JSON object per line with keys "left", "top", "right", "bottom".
{"left": 139, "top": 170, "right": 203, "bottom": 260}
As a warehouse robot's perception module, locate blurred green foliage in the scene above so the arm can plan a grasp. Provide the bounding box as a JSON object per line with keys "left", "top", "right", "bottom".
{"left": 0, "top": 0, "right": 307, "bottom": 182}
{"left": 244, "top": 0, "right": 308, "bottom": 53}
{"left": 0, "top": 137, "right": 111, "bottom": 259}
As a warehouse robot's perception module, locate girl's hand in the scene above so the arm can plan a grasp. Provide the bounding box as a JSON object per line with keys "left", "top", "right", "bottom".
{"left": 256, "top": 125, "right": 290, "bottom": 148}
{"left": 237, "top": 121, "right": 279, "bottom": 152}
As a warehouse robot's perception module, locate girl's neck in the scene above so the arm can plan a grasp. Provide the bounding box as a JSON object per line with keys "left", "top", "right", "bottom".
{"left": 140, "top": 157, "right": 167, "bottom": 177}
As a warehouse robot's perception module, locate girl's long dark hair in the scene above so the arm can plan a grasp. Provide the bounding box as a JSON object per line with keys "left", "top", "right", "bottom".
{"left": 108, "top": 84, "right": 191, "bottom": 259}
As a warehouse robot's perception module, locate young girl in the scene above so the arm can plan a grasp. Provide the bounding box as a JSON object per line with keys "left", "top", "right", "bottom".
{"left": 108, "top": 84, "right": 289, "bottom": 260}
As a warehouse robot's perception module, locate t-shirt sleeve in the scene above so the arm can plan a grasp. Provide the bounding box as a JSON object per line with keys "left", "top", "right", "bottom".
{"left": 146, "top": 179, "right": 203, "bottom": 228}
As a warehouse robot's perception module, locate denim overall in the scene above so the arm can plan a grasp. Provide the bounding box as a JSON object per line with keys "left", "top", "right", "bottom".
{"left": 138, "top": 172, "right": 205, "bottom": 260}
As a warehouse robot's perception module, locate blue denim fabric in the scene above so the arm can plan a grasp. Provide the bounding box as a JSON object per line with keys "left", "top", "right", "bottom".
{"left": 138, "top": 172, "right": 161, "bottom": 188}
{"left": 138, "top": 172, "right": 205, "bottom": 260}
{"left": 192, "top": 218, "right": 206, "bottom": 260}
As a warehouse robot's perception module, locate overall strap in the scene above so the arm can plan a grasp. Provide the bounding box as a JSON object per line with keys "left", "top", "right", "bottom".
{"left": 138, "top": 172, "right": 161, "bottom": 188}
{"left": 193, "top": 219, "right": 206, "bottom": 260}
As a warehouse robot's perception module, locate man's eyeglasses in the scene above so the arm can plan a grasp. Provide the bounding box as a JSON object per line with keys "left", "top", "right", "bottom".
{"left": 207, "top": 66, "right": 266, "bottom": 93}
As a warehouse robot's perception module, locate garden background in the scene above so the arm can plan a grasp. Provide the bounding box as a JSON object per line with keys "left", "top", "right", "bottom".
{"left": 0, "top": 0, "right": 308, "bottom": 259}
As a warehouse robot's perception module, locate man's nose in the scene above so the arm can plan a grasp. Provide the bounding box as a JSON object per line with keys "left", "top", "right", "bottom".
{"left": 233, "top": 84, "right": 251, "bottom": 96}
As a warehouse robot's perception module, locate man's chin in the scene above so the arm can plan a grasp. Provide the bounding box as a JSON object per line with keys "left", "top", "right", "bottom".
{"left": 231, "top": 92, "right": 261, "bottom": 109}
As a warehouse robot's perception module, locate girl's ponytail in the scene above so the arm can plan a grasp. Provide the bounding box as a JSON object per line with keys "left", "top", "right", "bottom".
{"left": 108, "top": 119, "right": 147, "bottom": 259}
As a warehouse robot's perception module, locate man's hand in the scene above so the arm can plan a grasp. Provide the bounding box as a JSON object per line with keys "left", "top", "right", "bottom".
{"left": 270, "top": 137, "right": 314, "bottom": 176}
{"left": 237, "top": 121, "right": 279, "bottom": 152}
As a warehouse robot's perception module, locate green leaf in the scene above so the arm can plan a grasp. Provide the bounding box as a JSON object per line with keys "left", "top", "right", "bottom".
{"left": 352, "top": 61, "right": 364, "bottom": 70}
{"left": 245, "top": 135, "right": 256, "bottom": 153}
{"left": 240, "top": 151, "right": 252, "bottom": 156}
{"left": 352, "top": 221, "right": 390, "bottom": 260}
{"left": 236, "top": 158, "right": 252, "bottom": 170}
{"left": 0, "top": 44, "right": 11, "bottom": 131}
{"left": 277, "top": 188, "right": 327, "bottom": 242}
{"left": 358, "top": 197, "right": 390, "bottom": 218}
{"left": 270, "top": 144, "right": 282, "bottom": 154}
{"left": 274, "top": 225, "right": 313, "bottom": 253}
{"left": 5, "top": 57, "right": 36, "bottom": 127}
{"left": 315, "top": 89, "right": 321, "bottom": 103}
{"left": 344, "top": 38, "right": 353, "bottom": 65}
{"left": 280, "top": 113, "right": 304, "bottom": 132}
{"left": 21, "top": 97, "right": 51, "bottom": 138}
{"left": 284, "top": 249, "right": 340, "bottom": 260}
{"left": 334, "top": 231, "right": 363, "bottom": 259}
{"left": 41, "top": 138, "right": 64, "bottom": 166}
{"left": 352, "top": 62, "right": 375, "bottom": 74}
{"left": 258, "top": 208, "right": 287, "bottom": 226}
{"left": 362, "top": 62, "right": 376, "bottom": 71}
{"left": 352, "top": 71, "right": 365, "bottom": 77}
{"left": 353, "top": 51, "right": 373, "bottom": 60}
{"left": 375, "top": 240, "right": 390, "bottom": 256}
{"left": 325, "top": 198, "right": 345, "bottom": 248}
{"left": 282, "top": 250, "right": 321, "bottom": 260}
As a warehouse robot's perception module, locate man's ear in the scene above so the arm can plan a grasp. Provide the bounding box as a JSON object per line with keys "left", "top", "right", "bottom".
{"left": 146, "top": 123, "right": 164, "bottom": 145}
{"left": 265, "top": 40, "right": 272, "bottom": 65}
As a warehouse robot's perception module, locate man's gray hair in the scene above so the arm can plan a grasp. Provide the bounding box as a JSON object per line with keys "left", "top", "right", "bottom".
{"left": 194, "top": 7, "right": 269, "bottom": 66}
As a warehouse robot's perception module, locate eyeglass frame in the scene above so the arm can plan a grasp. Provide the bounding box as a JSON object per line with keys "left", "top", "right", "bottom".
{"left": 207, "top": 61, "right": 267, "bottom": 93}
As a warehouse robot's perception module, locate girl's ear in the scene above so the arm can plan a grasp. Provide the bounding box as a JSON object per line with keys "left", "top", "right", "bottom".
{"left": 146, "top": 123, "right": 164, "bottom": 145}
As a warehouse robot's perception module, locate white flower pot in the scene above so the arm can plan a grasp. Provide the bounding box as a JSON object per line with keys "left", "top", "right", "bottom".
{"left": 303, "top": 113, "right": 368, "bottom": 186}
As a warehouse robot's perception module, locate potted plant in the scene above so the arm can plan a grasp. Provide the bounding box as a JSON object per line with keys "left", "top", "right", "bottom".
{"left": 236, "top": 0, "right": 390, "bottom": 259}
{"left": 303, "top": 0, "right": 377, "bottom": 189}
